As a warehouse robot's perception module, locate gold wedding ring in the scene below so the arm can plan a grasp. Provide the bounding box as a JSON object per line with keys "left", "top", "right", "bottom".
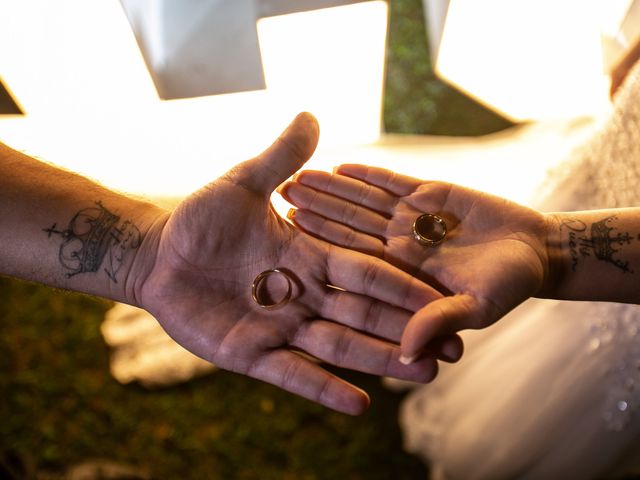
{"left": 251, "top": 269, "right": 293, "bottom": 309}
{"left": 412, "top": 213, "right": 447, "bottom": 247}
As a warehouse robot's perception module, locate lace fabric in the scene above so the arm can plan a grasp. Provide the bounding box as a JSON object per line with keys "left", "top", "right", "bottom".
{"left": 400, "top": 61, "right": 640, "bottom": 479}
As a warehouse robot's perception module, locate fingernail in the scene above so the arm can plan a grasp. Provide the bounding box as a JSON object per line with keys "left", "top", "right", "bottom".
{"left": 291, "top": 173, "right": 299, "bottom": 181}
{"left": 399, "top": 354, "right": 418, "bottom": 365}
{"left": 287, "top": 208, "right": 296, "bottom": 220}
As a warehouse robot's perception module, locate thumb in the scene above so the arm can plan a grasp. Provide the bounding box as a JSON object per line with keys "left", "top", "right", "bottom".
{"left": 399, "top": 294, "right": 484, "bottom": 364}
{"left": 229, "top": 112, "right": 320, "bottom": 196}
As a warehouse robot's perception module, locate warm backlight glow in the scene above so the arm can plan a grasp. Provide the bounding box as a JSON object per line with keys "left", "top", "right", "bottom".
{"left": 435, "top": 0, "right": 614, "bottom": 121}
{"left": 0, "top": 1, "right": 387, "bottom": 196}
{"left": 256, "top": 5, "right": 386, "bottom": 147}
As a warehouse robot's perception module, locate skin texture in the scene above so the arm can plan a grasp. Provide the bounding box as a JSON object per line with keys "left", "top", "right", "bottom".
{"left": 280, "top": 164, "right": 553, "bottom": 362}
{"left": 135, "top": 117, "right": 452, "bottom": 414}
{"left": 1, "top": 113, "right": 466, "bottom": 415}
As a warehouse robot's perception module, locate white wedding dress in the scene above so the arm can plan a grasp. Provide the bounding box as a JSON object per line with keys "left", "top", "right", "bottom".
{"left": 399, "top": 61, "right": 640, "bottom": 480}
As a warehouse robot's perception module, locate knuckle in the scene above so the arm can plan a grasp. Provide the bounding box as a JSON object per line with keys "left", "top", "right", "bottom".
{"left": 316, "top": 376, "right": 333, "bottom": 405}
{"left": 281, "top": 357, "right": 302, "bottom": 390}
{"left": 343, "top": 227, "right": 358, "bottom": 248}
{"left": 342, "top": 203, "right": 359, "bottom": 224}
{"left": 362, "top": 261, "right": 380, "bottom": 289}
{"left": 332, "top": 328, "right": 353, "bottom": 366}
{"left": 362, "top": 300, "right": 383, "bottom": 334}
{"left": 357, "top": 182, "right": 371, "bottom": 204}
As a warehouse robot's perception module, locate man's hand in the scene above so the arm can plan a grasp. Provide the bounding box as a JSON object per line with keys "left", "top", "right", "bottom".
{"left": 135, "top": 116, "right": 452, "bottom": 415}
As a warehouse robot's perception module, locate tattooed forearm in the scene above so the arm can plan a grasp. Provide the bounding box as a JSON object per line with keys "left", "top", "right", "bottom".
{"left": 560, "top": 216, "right": 635, "bottom": 273}
{"left": 44, "top": 201, "right": 141, "bottom": 283}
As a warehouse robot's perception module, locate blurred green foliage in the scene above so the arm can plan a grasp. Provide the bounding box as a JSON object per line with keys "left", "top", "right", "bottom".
{"left": 384, "top": 0, "right": 513, "bottom": 135}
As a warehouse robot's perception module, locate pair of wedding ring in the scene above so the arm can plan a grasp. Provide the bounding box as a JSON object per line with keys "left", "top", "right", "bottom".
{"left": 251, "top": 213, "right": 446, "bottom": 308}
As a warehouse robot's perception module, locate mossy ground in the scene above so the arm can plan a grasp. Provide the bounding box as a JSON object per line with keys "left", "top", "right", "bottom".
{"left": 0, "top": 276, "right": 428, "bottom": 479}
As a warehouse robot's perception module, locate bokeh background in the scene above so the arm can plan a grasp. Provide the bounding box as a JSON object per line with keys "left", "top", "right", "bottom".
{"left": 0, "top": 1, "right": 511, "bottom": 478}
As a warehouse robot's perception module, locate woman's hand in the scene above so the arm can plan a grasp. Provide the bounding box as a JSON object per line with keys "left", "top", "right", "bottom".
{"left": 280, "top": 164, "right": 552, "bottom": 363}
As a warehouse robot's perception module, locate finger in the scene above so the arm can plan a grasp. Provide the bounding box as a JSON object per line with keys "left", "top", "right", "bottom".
{"left": 319, "top": 288, "right": 413, "bottom": 342}
{"left": 249, "top": 349, "right": 370, "bottom": 415}
{"left": 317, "top": 275, "right": 462, "bottom": 362}
{"left": 336, "top": 164, "right": 423, "bottom": 197}
{"left": 326, "top": 245, "right": 443, "bottom": 312}
{"left": 228, "top": 112, "right": 320, "bottom": 196}
{"left": 281, "top": 181, "right": 389, "bottom": 238}
{"left": 289, "top": 208, "right": 384, "bottom": 257}
{"left": 400, "top": 294, "right": 483, "bottom": 363}
{"left": 427, "top": 334, "right": 464, "bottom": 363}
{"left": 293, "top": 319, "right": 439, "bottom": 383}
{"left": 293, "top": 170, "right": 399, "bottom": 215}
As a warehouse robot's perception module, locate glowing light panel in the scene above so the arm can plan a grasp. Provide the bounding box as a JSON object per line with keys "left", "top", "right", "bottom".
{"left": 0, "top": 1, "right": 387, "bottom": 196}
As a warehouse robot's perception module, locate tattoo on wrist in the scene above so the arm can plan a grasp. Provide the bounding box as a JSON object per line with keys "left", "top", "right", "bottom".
{"left": 43, "top": 201, "right": 141, "bottom": 282}
{"left": 560, "top": 216, "right": 635, "bottom": 273}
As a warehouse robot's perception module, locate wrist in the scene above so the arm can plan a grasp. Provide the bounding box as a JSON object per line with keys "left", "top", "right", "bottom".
{"left": 536, "top": 212, "right": 565, "bottom": 299}
{"left": 120, "top": 205, "right": 170, "bottom": 308}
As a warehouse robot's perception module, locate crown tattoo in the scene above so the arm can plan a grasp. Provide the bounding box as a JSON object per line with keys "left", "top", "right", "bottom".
{"left": 590, "top": 216, "right": 633, "bottom": 273}
{"left": 44, "top": 201, "right": 141, "bottom": 282}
